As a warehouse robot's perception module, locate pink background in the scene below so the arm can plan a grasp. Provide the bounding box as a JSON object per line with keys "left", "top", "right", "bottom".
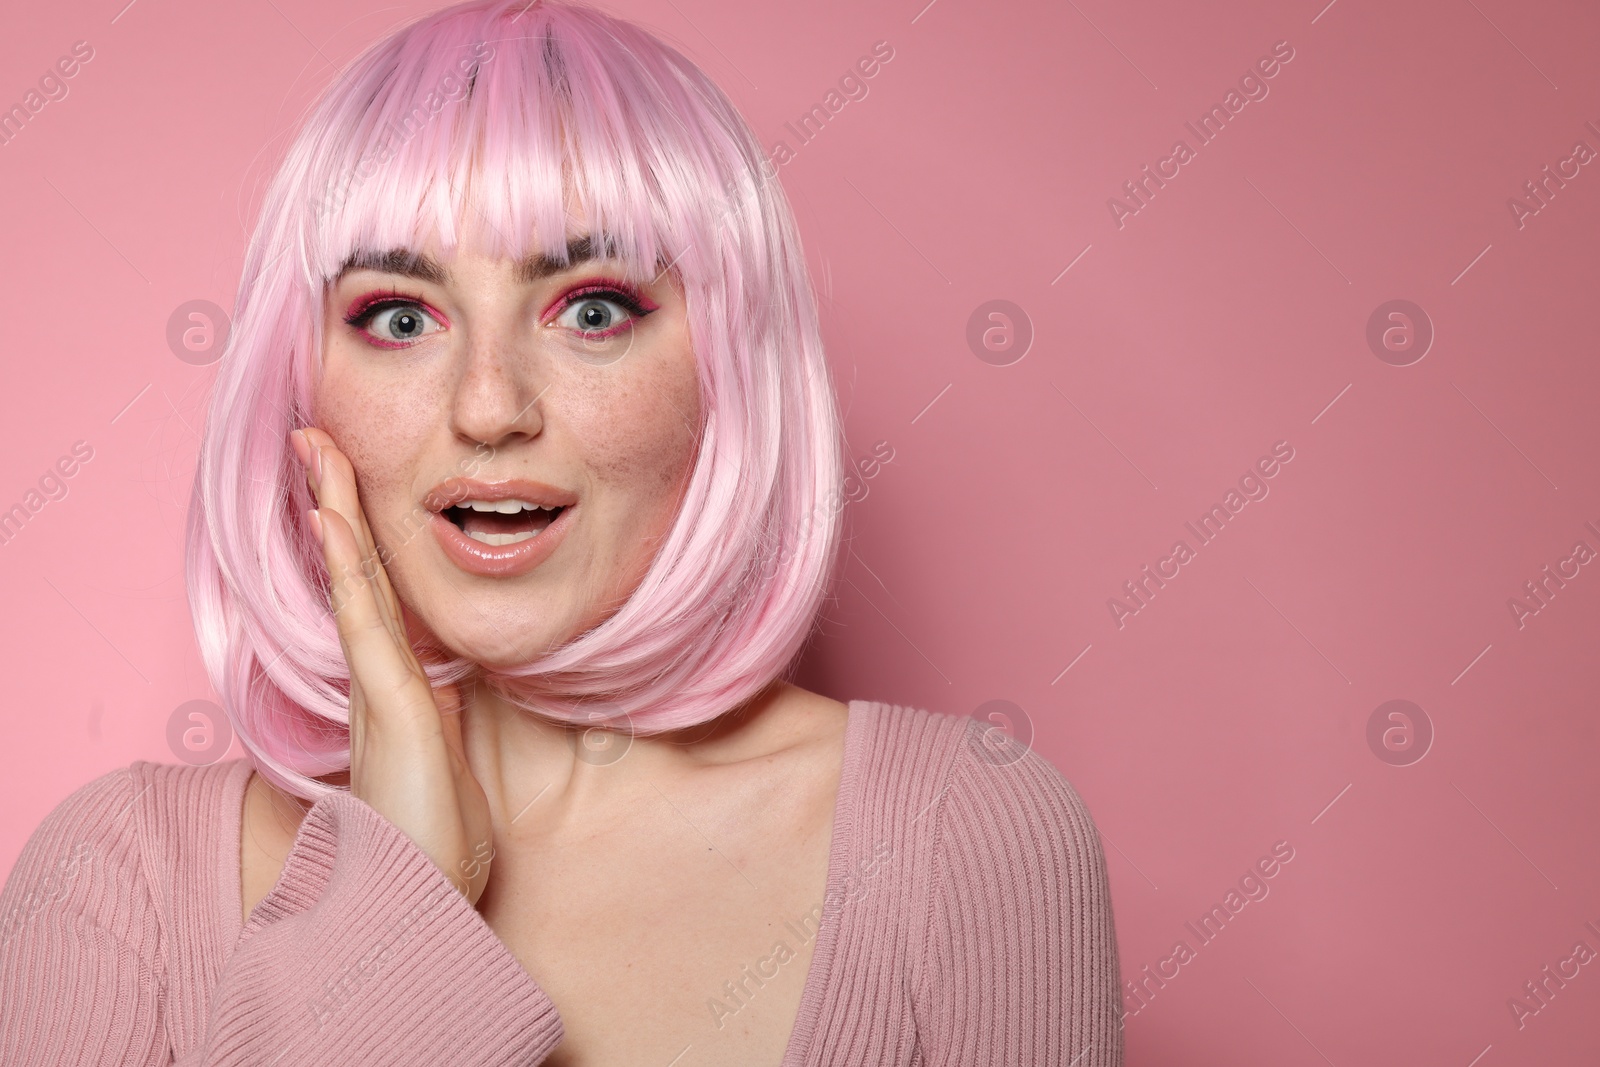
{"left": 3, "top": 0, "right": 1598, "bottom": 1061}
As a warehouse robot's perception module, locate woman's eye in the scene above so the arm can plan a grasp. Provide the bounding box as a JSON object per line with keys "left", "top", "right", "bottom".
{"left": 352, "top": 303, "right": 443, "bottom": 344}
{"left": 553, "top": 294, "right": 639, "bottom": 336}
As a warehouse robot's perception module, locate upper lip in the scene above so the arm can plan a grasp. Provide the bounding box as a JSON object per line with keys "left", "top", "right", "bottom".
{"left": 423, "top": 477, "right": 577, "bottom": 513}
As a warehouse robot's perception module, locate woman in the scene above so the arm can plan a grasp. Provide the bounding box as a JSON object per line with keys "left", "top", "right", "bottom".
{"left": 0, "top": 1, "right": 1123, "bottom": 1063}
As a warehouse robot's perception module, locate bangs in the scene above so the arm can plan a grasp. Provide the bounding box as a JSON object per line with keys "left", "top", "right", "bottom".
{"left": 296, "top": 1, "right": 724, "bottom": 288}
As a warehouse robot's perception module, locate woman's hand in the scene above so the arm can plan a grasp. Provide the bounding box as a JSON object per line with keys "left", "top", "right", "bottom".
{"left": 290, "top": 427, "right": 496, "bottom": 906}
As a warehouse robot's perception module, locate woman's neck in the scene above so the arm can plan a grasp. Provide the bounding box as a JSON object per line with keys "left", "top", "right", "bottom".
{"left": 456, "top": 676, "right": 807, "bottom": 831}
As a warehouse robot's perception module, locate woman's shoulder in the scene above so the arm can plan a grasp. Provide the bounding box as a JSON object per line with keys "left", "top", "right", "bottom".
{"left": 2, "top": 759, "right": 251, "bottom": 951}
{"left": 842, "top": 703, "right": 1123, "bottom": 1061}
{"left": 845, "top": 698, "right": 1107, "bottom": 862}
{"left": 56, "top": 756, "right": 250, "bottom": 818}
{"left": 834, "top": 701, "right": 1115, "bottom": 998}
{"left": 13, "top": 758, "right": 253, "bottom": 874}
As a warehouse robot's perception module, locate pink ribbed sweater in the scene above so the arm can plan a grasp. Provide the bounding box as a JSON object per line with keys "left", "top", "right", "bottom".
{"left": 0, "top": 700, "right": 1123, "bottom": 1065}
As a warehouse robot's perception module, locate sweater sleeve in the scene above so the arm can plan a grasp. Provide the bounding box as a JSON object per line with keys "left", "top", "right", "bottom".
{"left": 912, "top": 738, "right": 1125, "bottom": 1066}
{"left": 0, "top": 767, "right": 170, "bottom": 1065}
{"left": 0, "top": 765, "right": 565, "bottom": 1066}
{"left": 184, "top": 785, "right": 564, "bottom": 1066}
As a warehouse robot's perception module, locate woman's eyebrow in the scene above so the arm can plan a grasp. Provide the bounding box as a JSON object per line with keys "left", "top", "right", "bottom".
{"left": 335, "top": 247, "right": 450, "bottom": 285}
{"left": 333, "top": 235, "right": 615, "bottom": 286}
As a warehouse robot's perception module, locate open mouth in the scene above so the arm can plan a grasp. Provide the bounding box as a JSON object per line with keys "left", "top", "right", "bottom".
{"left": 442, "top": 500, "right": 567, "bottom": 546}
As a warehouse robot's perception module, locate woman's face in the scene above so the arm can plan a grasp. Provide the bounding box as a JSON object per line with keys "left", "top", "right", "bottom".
{"left": 312, "top": 230, "right": 702, "bottom": 668}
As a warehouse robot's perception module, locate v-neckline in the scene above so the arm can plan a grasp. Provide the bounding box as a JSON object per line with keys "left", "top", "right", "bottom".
{"left": 778, "top": 697, "right": 869, "bottom": 1065}
{"left": 216, "top": 698, "right": 874, "bottom": 1064}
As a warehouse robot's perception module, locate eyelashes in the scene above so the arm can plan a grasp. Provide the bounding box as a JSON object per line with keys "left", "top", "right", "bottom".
{"left": 548, "top": 282, "right": 657, "bottom": 340}
{"left": 343, "top": 293, "right": 447, "bottom": 348}
{"left": 341, "top": 280, "right": 659, "bottom": 349}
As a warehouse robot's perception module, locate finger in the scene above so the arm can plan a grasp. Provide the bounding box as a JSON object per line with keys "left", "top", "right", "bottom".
{"left": 355, "top": 504, "right": 406, "bottom": 625}
{"left": 317, "top": 513, "right": 370, "bottom": 758}
{"left": 316, "top": 506, "right": 438, "bottom": 735}
{"left": 363, "top": 535, "right": 412, "bottom": 651}
{"left": 305, "top": 433, "right": 380, "bottom": 564}
{"left": 303, "top": 431, "right": 409, "bottom": 646}
{"left": 344, "top": 481, "right": 402, "bottom": 622}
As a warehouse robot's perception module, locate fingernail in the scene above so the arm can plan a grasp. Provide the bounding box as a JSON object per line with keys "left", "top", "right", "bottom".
{"left": 310, "top": 445, "right": 324, "bottom": 485}
{"left": 307, "top": 508, "right": 324, "bottom": 546}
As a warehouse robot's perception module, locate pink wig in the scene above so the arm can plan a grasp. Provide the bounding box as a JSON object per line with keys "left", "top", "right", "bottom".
{"left": 185, "top": 0, "right": 846, "bottom": 800}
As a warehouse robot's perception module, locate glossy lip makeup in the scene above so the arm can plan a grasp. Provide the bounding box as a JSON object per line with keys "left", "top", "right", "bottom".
{"left": 424, "top": 477, "right": 578, "bottom": 579}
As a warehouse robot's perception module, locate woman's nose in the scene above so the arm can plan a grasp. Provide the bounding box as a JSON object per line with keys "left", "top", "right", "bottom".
{"left": 447, "top": 329, "right": 547, "bottom": 447}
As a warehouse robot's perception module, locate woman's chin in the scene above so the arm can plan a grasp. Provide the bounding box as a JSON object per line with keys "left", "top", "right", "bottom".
{"left": 398, "top": 586, "right": 606, "bottom": 670}
{"left": 422, "top": 622, "right": 577, "bottom": 672}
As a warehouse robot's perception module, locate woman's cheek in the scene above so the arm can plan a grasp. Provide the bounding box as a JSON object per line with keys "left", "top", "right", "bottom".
{"left": 570, "top": 352, "right": 701, "bottom": 494}
{"left": 313, "top": 360, "right": 439, "bottom": 528}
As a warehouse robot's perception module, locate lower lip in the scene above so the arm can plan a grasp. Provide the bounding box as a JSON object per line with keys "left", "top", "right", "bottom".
{"left": 430, "top": 506, "right": 574, "bottom": 578}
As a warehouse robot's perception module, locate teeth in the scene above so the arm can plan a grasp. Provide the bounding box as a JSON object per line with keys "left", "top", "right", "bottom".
{"left": 466, "top": 529, "right": 542, "bottom": 546}
{"left": 457, "top": 499, "right": 559, "bottom": 514}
